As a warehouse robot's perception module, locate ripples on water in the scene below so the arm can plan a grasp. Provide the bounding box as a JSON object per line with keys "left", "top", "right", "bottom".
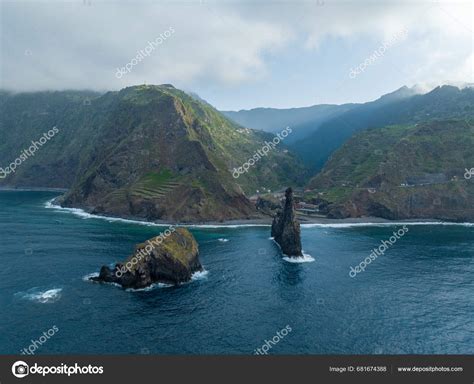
{"left": 0, "top": 191, "right": 473, "bottom": 354}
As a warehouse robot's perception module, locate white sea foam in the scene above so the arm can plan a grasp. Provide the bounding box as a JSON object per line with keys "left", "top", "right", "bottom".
{"left": 45, "top": 199, "right": 268, "bottom": 228}
{"left": 104, "top": 282, "right": 123, "bottom": 288}
{"left": 218, "top": 238, "right": 229, "bottom": 242}
{"left": 46, "top": 199, "right": 473, "bottom": 229}
{"left": 45, "top": 199, "right": 166, "bottom": 227}
{"left": 283, "top": 252, "right": 315, "bottom": 263}
{"left": 126, "top": 269, "right": 208, "bottom": 290}
{"left": 191, "top": 269, "right": 209, "bottom": 281}
{"left": 83, "top": 271, "right": 124, "bottom": 288}
{"left": 15, "top": 288, "right": 62, "bottom": 303}
{"left": 301, "top": 221, "right": 474, "bottom": 228}
{"left": 125, "top": 282, "right": 172, "bottom": 292}
{"left": 271, "top": 238, "right": 315, "bottom": 263}
{"left": 82, "top": 272, "right": 99, "bottom": 281}
{"left": 188, "top": 224, "right": 269, "bottom": 228}
{"left": 84, "top": 268, "right": 208, "bottom": 291}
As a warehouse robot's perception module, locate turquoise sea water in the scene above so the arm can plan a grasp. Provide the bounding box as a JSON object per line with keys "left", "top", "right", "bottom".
{"left": 0, "top": 191, "right": 473, "bottom": 354}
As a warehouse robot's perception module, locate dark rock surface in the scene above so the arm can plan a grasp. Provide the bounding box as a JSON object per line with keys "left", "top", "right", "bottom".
{"left": 271, "top": 187, "right": 303, "bottom": 257}
{"left": 91, "top": 227, "right": 202, "bottom": 289}
{"left": 256, "top": 196, "right": 281, "bottom": 215}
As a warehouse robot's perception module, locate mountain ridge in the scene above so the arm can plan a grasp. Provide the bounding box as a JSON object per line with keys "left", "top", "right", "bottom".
{"left": 291, "top": 85, "right": 474, "bottom": 171}
{"left": 0, "top": 84, "right": 306, "bottom": 222}
{"left": 306, "top": 119, "right": 474, "bottom": 221}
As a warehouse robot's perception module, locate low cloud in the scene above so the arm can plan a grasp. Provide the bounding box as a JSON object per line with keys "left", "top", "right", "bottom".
{"left": 1, "top": 1, "right": 291, "bottom": 91}
{"left": 1, "top": 0, "right": 471, "bottom": 94}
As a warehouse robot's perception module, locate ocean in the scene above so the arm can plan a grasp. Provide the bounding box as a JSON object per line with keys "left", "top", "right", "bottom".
{"left": 0, "top": 190, "right": 473, "bottom": 354}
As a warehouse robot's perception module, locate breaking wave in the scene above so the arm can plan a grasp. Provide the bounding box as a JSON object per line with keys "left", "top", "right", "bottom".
{"left": 46, "top": 199, "right": 473, "bottom": 230}
{"left": 15, "top": 288, "right": 62, "bottom": 303}
{"left": 301, "top": 221, "right": 474, "bottom": 228}
{"left": 191, "top": 269, "right": 209, "bottom": 281}
{"left": 283, "top": 252, "right": 315, "bottom": 263}
{"left": 45, "top": 199, "right": 268, "bottom": 228}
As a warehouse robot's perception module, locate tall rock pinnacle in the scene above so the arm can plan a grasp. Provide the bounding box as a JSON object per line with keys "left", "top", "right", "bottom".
{"left": 271, "top": 187, "right": 303, "bottom": 257}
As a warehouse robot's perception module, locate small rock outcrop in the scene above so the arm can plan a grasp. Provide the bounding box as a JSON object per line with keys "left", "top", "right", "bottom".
{"left": 91, "top": 228, "right": 202, "bottom": 289}
{"left": 271, "top": 188, "right": 303, "bottom": 257}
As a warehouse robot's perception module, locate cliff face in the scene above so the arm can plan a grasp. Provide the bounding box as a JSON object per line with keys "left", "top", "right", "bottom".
{"left": 91, "top": 227, "right": 202, "bottom": 289}
{"left": 58, "top": 85, "right": 257, "bottom": 222}
{"left": 0, "top": 85, "right": 305, "bottom": 222}
{"left": 308, "top": 120, "right": 474, "bottom": 221}
{"left": 271, "top": 188, "right": 303, "bottom": 256}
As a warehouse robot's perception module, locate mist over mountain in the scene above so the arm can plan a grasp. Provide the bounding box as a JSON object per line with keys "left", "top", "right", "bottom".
{"left": 0, "top": 84, "right": 305, "bottom": 222}
{"left": 221, "top": 103, "right": 356, "bottom": 144}
{"left": 2, "top": 0, "right": 474, "bottom": 362}
{"left": 221, "top": 85, "right": 423, "bottom": 147}
{"left": 291, "top": 85, "right": 474, "bottom": 171}
{"left": 1, "top": 83, "right": 472, "bottom": 222}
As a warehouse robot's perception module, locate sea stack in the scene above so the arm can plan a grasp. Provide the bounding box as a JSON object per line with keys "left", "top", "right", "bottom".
{"left": 271, "top": 187, "right": 303, "bottom": 257}
{"left": 91, "top": 227, "right": 202, "bottom": 289}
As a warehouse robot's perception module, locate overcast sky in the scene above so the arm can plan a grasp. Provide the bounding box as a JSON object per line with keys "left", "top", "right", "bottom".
{"left": 1, "top": 0, "right": 472, "bottom": 110}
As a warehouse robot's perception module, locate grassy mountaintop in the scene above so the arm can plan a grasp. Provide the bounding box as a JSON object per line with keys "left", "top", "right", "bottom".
{"left": 0, "top": 84, "right": 305, "bottom": 222}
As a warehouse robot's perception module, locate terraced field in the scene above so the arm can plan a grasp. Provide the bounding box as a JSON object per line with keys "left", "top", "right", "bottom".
{"left": 102, "top": 170, "right": 182, "bottom": 203}
{"left": 130, "top": 180, "right": 182, "bottom": 200}
{"left": 130, "top": 170, "right": 182, "bottom": 200}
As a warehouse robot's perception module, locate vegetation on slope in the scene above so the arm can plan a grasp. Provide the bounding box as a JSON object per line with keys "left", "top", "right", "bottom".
{"left": 0, "top": 84, "right": 307, "bottom": 221}
{"left": 293, "top": 86, "right": 474, "bottom": 171}
{"left": 307, "top": 119, "right": 474, "bottom": 221}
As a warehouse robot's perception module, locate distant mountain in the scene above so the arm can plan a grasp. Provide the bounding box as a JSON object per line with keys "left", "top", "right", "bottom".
{"left": 222, "top": 103, "right": 356, "bottom": 143}
{"left": 0, "top": 89, "right": 103, "bottom": 187}
{"left": 371, "top": 85, "right": 419, "bottom": 104}
{"left": 221, "top": 85, "right": 424, "bottom": 148}
{"left": 307, "top": 119, "right": 474, "bottom": 221}
{"left": 291, "top": 85, "right": 474, "bottom": 172}
{"left": 0, "top": 85, "right": 306, "bottom": 222}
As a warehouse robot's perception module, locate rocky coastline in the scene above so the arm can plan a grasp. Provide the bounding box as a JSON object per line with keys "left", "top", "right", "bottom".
{"left": 90, "top": 227, "right": 202, "bottom": 289}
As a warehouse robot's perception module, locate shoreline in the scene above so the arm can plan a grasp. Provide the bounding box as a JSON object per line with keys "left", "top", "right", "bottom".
{"left": 0, "top": 186, "right": 69, "bottom": 192}
{"left": 44, "top": 198, "right": 474, "bottom": 228}
{"left": 185, "top": 217, "right": 474, "bottom": 226}
{"left": 2, "top": 188, "right": 472, "bottom": 227}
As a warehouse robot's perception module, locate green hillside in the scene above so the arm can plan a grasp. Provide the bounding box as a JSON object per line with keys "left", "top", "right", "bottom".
{"left": 0, "top": 85, "right": 306, "bottom": 222}
{"left": 307, "top": 119, "right": 474, "bottom": 221}
{"left": 292, "top": 86, "right": 474, "bottom": 171}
